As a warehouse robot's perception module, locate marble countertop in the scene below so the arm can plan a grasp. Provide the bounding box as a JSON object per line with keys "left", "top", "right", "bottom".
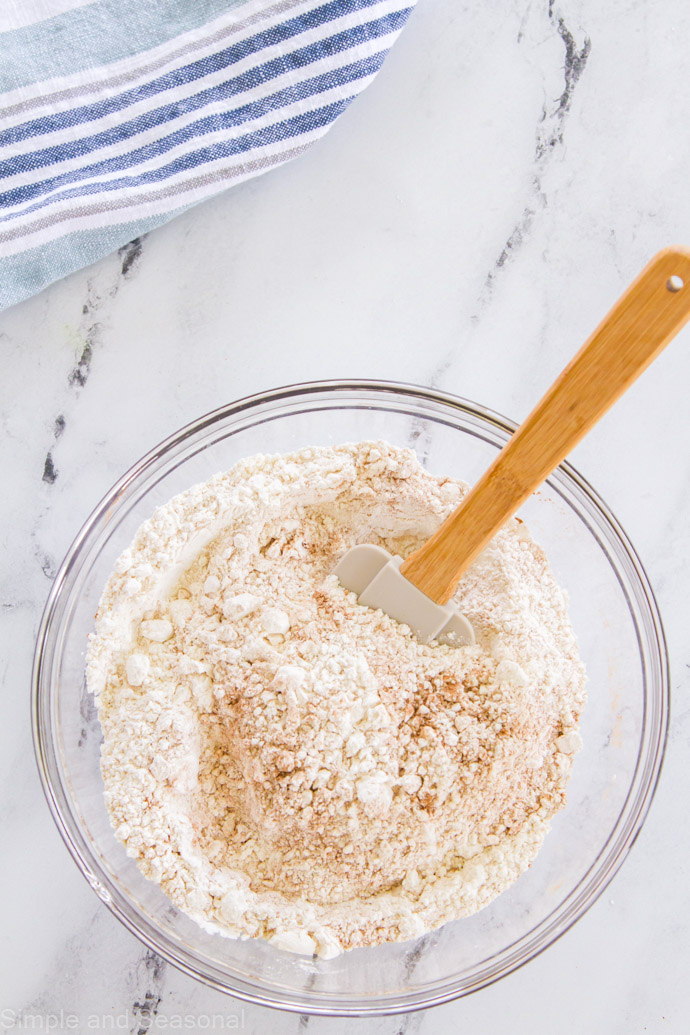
{"left": 2, "top": 0, "right": 690, "bottom": 1031}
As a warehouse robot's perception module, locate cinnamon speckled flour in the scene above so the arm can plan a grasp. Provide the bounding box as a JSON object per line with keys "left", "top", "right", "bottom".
{"left": 87, "top": 441, "right": 585, "bottom": 958}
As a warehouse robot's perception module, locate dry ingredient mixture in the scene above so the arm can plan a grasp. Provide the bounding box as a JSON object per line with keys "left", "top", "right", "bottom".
{"left": 87, "top": 441, "right": 585, "bottom": 958}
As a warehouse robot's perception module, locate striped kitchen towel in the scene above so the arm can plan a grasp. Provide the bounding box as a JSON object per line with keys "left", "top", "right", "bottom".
{"left": 0, "top": 0, "right": 416, "bottom": 311}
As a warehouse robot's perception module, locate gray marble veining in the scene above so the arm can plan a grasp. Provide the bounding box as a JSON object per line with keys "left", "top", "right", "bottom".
{"left": 2, "top": 0, "right": 690, "bottom": 1031}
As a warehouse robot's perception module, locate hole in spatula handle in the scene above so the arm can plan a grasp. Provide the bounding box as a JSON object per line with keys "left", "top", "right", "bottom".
{"left": 666, "top": 275, "right": 684, "bottom": 292}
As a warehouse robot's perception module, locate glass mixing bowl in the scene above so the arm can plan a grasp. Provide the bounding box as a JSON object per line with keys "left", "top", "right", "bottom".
{"left": 32, "top": 381, "right": 668, "bottom": 1015}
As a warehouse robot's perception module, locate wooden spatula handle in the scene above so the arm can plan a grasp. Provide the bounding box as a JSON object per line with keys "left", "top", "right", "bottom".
{"left": 401, "top": 246, "right": 690, "bottom": 604}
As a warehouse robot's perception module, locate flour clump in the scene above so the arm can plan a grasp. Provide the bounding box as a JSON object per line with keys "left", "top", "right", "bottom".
{"left": 87, "top": 441, "right": 586, "bottom": 957}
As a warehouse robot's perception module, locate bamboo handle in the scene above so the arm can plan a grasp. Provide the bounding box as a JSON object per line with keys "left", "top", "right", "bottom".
{"left": 401, "top": 246, "right": 690, "bottom": 604}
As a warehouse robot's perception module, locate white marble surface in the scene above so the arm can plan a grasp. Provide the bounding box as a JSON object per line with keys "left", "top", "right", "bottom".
{"left": 2, "top": 0, "right": 690, "bottom": 1030}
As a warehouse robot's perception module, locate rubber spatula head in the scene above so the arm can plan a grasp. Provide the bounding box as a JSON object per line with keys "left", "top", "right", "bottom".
{"left": 336, "top": 250, "right": 690, "bottom": 649}
{"left": 334, "top": 544, "right": 475, "bottom": 646}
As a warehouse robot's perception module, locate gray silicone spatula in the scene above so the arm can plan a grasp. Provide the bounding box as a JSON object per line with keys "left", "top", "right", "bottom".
{"left": 336, "top": 247, "right": 690, "bottom": 645}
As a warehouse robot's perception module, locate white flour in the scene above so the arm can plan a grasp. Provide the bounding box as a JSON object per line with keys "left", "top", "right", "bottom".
{"left": 87, "top": 441, "right": 585, "bottom": 957}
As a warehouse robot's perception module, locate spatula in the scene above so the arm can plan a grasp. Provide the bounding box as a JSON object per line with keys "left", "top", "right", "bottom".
{"left": 335, "top": 246, "right": 690, "bottom": 645}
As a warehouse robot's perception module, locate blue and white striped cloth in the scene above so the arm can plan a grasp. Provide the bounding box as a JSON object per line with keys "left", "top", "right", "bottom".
{"left": 0, "top": 0, "right": 415, "bottom": 311}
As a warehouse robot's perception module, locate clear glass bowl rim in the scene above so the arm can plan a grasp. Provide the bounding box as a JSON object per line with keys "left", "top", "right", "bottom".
{"left": 32, "top": 379, "right": 670, "bottom": 1016}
